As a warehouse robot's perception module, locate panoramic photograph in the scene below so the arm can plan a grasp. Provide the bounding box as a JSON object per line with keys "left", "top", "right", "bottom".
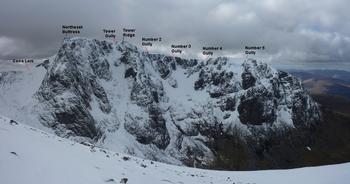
{"left": 0, "top": 0, "right": 349, "bottom": 183}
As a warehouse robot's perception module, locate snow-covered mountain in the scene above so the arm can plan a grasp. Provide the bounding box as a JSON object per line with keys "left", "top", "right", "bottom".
{"left": 0, "top": 37, "right": 321, "bottom": 169}
{"left": 1, "top": 115, "right": 349, "bottom": 184}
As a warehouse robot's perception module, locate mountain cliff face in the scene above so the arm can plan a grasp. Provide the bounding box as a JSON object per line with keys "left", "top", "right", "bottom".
{"left": 27, "top": 37, "right": 321, "bottom": 169}
{"left": 0, "top": 37, "right": 328, "bottom": 169}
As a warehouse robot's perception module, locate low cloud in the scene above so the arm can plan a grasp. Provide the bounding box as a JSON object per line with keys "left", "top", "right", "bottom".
{"left": 0, "top": 0, "right": 349, "bottom": 70}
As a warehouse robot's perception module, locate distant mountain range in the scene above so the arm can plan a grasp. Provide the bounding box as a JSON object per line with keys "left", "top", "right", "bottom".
{"left": 288, "top": 69, "right": 350, "bottom": 115}
{"left": 288, "top": 69, "right": 350, "bottom": 98}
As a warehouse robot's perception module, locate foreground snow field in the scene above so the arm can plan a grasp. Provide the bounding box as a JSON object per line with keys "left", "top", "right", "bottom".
{"left": 0, "top": 116, "right": 349, "bottom": 184}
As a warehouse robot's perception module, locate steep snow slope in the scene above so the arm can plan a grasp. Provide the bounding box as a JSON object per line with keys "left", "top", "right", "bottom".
{"left": 0, "top": 61, "right": 48, "bottom": 130}
{"left": 1, "top": 116, "right": 349, "bottom": 184}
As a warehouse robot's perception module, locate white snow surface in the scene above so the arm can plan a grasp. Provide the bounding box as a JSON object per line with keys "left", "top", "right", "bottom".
{"left": 0, "top": 60, "right": 49, "bottom": 131}
{"left": 0, "top": 115, "right": 349, "bottom": 184}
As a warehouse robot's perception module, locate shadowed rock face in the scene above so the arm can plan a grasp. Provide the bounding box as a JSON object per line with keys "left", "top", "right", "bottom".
{"left": 33, "top": 37, "right": 323, "bottom": 169}
{"left": 242, "top": 71, "right": 256, "bottom": 90}
{"left": 36, "top": 38, "right": 112, "bottom": 139}
{"left": 238, "top": 95, "right": 274, "bottom": 125}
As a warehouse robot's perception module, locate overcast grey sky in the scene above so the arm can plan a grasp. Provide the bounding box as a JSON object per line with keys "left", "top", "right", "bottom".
{"left": 0, "top": 0, "right": 350, "bottom": 70}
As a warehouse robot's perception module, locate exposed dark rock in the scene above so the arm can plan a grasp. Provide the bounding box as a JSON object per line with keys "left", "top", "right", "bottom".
{"left": 36, "top": 59, "right": 50, "bottom": 69}
{"left": 124, "top": 105, "right": 170, "bottom": 150}
{"left": 241, "top": 71, "right": 256, "bottom": 90}
{"left": 90, "top": 58, "right": 111, "bottom": 80}
{"left": 122, "top": 156, "right": 130, "bottom": 161}
{"left": 120, "top": 52, "right": 131, "bottom": 64}
{"left": 9, "top": 119, "right": 18, "bottom": 125}
{"left": 125, "top": 68, "right": 137, "bottom": 78}
{"left": 224, "top": 97, "right": 236, "bottom": 111}
{"left": 238, "top": 94, "right": 276, "bottom": 125}
{"left": 104, "top": 178, "right": 115, "bottom": 182}
{"left": 209, "top": 92, "right": 224, "bottom": 98}
{"left": 278, "top": 71, "right": 289, "bottom": 79}
{"left": 120, "top": 178, "right": 128, "bottom": 184}
{"left": 194, "top": 78, "right": 205, "bottom": 90}
{"left": 54, "top": 104, "right": 98, "bottom": 138}
{"left": 155, "top": 60, "right": 171, "bottom": 79}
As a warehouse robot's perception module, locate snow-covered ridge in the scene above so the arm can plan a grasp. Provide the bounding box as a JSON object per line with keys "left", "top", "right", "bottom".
{"left": 0, "top": 115, "right": 349, "bottom": 184}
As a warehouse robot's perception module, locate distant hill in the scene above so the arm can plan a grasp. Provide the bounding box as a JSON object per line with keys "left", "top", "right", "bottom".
{"left": 288, "top": 69, "right": 350, "bottom": 99}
